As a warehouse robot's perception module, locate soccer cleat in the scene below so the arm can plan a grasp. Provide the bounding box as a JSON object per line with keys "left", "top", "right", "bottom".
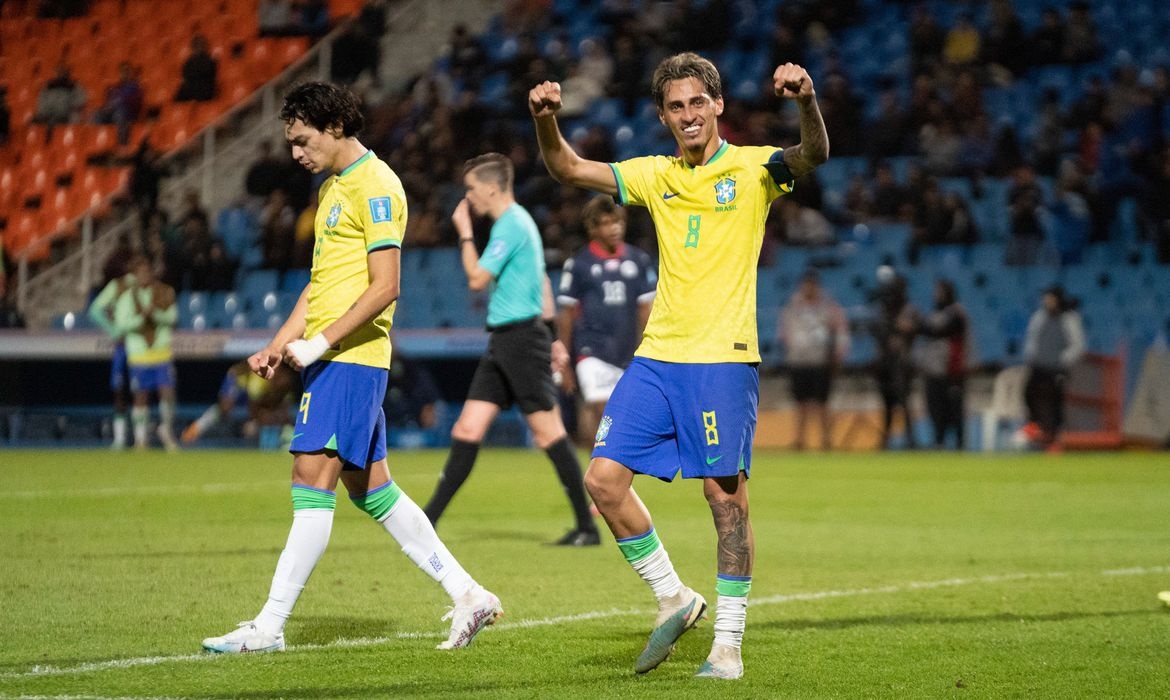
{"left": 695, "top": 643, "right": 744, "bottom": 679}
{"left": 552, "top": 528, "right": 600, "bottom": 546}
{"left": 634, "top": 586, "right": 707, "bottom": 673}
{"left": 437, "top": 587, "right": 502, "bottom": 650}
{"left": 180, "top": 422, "right": 202, "bottom": 445}
{"left": 202, "top": 621, "right": 285, "bottom": 654}
{"left": 1158, "top": 591, "right": 1170, "bottom": 607}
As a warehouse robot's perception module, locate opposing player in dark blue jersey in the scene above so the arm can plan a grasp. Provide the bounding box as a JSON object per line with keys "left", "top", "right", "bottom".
{"left": 556, "top": 195, "right": 656, "bottom": 439}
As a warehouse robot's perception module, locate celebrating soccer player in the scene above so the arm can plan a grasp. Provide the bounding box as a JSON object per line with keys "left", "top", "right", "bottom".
{"left": 202, "top": 82, "right": 500, "bottom": 655}
{"left": 529, "top": 54, "right": 829, "bottom": 679}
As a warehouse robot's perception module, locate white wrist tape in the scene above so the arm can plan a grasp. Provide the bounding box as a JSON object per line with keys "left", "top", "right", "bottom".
{"left": 288, "top": 334, "right": 330, "bottom": 367}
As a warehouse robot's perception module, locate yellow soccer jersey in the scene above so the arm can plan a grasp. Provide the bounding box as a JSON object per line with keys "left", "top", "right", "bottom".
{"left": 610, "top": 141, "right": 792, "bottom": 363}
{"left": 306, "top": 151, "right": 405, "bottom": 369}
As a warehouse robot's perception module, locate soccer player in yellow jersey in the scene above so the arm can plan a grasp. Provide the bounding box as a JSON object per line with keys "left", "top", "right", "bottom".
{"left": 530, "top": 53, "right": 828, "bottom": 679}
{"left": 203, "top": 82, "right": 500, "bottom": 655}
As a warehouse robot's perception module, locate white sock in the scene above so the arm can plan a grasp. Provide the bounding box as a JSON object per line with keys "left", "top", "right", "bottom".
{"left": 254, "top": 508, "right": 334, "bottom": 634}
{"left": 131, "top": 406, "right": 148, "bottom": 446}
{"left": 194, "top": 405, "right": 221, "bottom": 433}
{"left": 632, "top": 546, "right": 683, "bottom": 601}
{"left": 379, "top": 493, "right": 476, "bottom": 601}
{"left": 158, "top": 398, "right": 176, "bottom": 438}
{"left": 712, "top": 594, "right": 748, "bottom": 649}
{"left": 112, "top": 414, "right": 127, "bottom": 447}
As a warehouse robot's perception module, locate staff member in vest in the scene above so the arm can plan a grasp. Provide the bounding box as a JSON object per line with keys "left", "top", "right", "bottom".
{"left": 423, "top": 153, "right": 600, "bottom": 547}
{"left": 1020, "top": 285, "right": 1085, "bottom": 449}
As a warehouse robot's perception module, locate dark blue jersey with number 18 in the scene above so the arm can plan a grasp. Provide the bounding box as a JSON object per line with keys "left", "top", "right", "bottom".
{"left": 557, "top": 241, "right": 657, "bottom": 368}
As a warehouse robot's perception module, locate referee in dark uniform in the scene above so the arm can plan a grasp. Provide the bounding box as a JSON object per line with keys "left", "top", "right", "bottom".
{"left": 423, "top": 153, "right": 599, "bottom": 546}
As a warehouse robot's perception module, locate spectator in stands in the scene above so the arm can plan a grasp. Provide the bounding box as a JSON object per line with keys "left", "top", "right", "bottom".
{"left": 915, "top": 279, "right": 970, "bottom": 449}
{"left": 919, "top": 118, "right": 963, "bottom": 175}
{"left": 128, "top": 137, "right": 164, "bottom": 217}
{"left": 778, "top": 198, "right": 834, "bottom": 247}
{"left": 942, "top": 12, "right": 981, "bottom": 69}
{"left": 1004, "top": 163, "right": 1046, "bottom": 265}
{"left": 608, "top": 35, "right": 644, "bottom": 117}
{"left": 779, "top": 270, "right": 849, "bottom": 451}
{"left": 1032, "top": 88, "right": 1065, "bottom": 176}
{"left": 869, "top": 161, "right": 911, "bottom": 219}
{"left": 867, "top": 87, "right": 913, "bottom": 159}
{"left": 244, "top": 141, "right": 287, "bottom": 202}
{"left": 295, "top": 0, "right": 329, "bottom": 37}
{"left": 1020, "top": 285, "right": 1085, "bottom": 450}
{"left": 1030, "top": 8, "right": 1065, "bottom": 66}
{"left": 0, "top": 244, "right": 18, "bottom": 328}
{"left": 331, "top": 17, "right": 381, "bottom": 85}
{"left": 259, "top": 0, "right": 294, "bottom": 36}
{"left": 1049, "top": 160, "right": 1092, "bottom": 264}
{"left": 981, "top": 0, "right": 1027, "bottom": 78}
{"left": 871, "top": 268, "right": 919, "bottom": 450}
{"left": 92, "top": 62, "right": 144, "bottom": 145}
{"left": 1138, "top": 147, "right": 1170, "bottom": 262}
{"left": 447, "top": 24, "right": 486, "bottom": 83}
{"left": 908, "top": 5, "right": 945, "bottom": 76}
{"left": 292, "top": 188, "right": 317, "bottom": 267}
{"left": 260, "top": 188, "right": 297, "bottom": 273}
{"left": 819, "top": 72, "right": 863, "bottom": 156}
{"left": 33, "top": 63, "right": 87, "bottom": 135}
{"left": 1062, "top": 1, "right": 1099, "bottom": 65}
{"left": 0, "top": 86, "right": 10, "bottom": 146}
{"left": 557, "top": 62, "right": 606, "bottom": 119}
{"left": 37, "top": 0, "right": 87, "bottom": 18}
{"left": 175, "top": 34, "right": 218, "bottom": 102}
{"left": 188, "top": 239, "right": 237, "bottom": 292}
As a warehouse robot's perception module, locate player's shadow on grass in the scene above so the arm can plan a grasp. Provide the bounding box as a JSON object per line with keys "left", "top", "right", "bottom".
{"left": 756, "top": 608, "right": 1156, "bottom": 632}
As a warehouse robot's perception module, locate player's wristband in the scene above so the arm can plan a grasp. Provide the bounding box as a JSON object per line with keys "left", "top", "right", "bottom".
{"left": 288, "top": 333, "right": 330, "bottom": 367}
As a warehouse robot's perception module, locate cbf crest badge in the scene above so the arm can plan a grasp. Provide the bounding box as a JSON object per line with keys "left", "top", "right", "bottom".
{"left": 714, "top": 177, "right": 736, "bottom": 205}
{"left": 595, "top": 415, "right": 613, "bottom": 445}
{"left": 326, "top": 203, "right": 342, "bottom": 227}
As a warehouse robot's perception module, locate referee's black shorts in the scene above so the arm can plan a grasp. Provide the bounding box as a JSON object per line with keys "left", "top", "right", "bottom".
{"left": 466, "top": 317, "right": 556, "bottom": 414}
{"left": 790, "top": 366, "right": 832, "bottom": 403}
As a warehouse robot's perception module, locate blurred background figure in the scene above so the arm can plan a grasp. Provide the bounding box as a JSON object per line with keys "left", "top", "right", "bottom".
{"left": 915, "top": 279, "right": 971, "bottom": 449}
{"left": 870, "top": 267, "right": 919, "bottom": 450}
{"left": 779, "top": 269, "right": 849, "bottom": 450}
{"left": 1019, "top": 286, "right": 1085, "bottom": 450}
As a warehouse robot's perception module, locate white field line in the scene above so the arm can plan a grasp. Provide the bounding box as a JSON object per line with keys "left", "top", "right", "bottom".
{"left": 2, "top": 564, "right": 1167, "bottom": 681}
{"left": 10, "top": 482, "right": 282, "bottom": 500}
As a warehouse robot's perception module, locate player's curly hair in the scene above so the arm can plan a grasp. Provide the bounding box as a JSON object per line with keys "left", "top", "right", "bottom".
{"left": 650, "top": 52, "right": 722, "bottom": 109}
{"left": 463, "top": 153, "right": 514, "bottom": 193}
{"left": 279, "top": 82, "right": 364, "bottom": 136}
{"left": 582, "top": 194, "right": 626, "bottom": 230}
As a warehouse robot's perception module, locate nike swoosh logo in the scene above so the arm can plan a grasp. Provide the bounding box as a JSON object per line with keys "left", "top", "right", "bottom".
{"left": 291, "top": 433, "right": 304, "bottom": 440}
{"left": 705, "top": 455, "right": 722, "bottom": 465}
{"left": 662, "top": 192, "right": 681, "bottom": 200}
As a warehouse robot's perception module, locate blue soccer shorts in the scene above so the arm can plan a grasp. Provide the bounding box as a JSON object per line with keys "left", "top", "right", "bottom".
{"left": 289, "top": 360, "right": 388, "bottom": 470}
{"left": 128, "top": 361, "right": 175, "bottom": 393}
{"left": 109, "top": 342, "right": 128, "bottom": 392}
{"left": 592, "top": 357, "right": 759, "bottom": 481}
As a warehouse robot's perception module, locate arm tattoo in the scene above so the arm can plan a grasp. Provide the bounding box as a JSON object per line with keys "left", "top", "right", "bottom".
{"left": 783, "top": 98, "right": 830, "bottom": 178}
{"left": 711, "top": 500, "right": 753, "bottom": 576}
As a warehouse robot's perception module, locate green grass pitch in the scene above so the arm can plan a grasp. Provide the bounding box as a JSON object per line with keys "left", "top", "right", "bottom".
{"left": 0, "top": 449, "right": 1167, "bottom": 698}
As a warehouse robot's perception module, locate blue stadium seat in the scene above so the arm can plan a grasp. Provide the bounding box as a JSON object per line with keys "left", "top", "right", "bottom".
{"left": 280, "top": 268, "right": 310, "bottom": 293}
{"left": 238, "top": 270, "right": 279, "bottom": 307}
